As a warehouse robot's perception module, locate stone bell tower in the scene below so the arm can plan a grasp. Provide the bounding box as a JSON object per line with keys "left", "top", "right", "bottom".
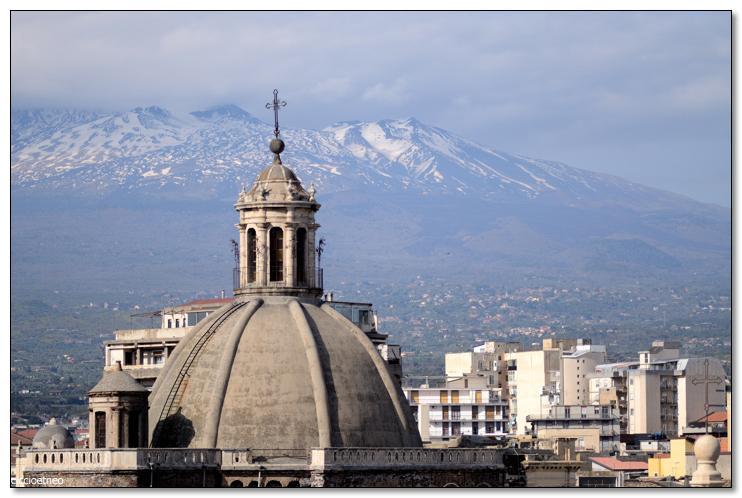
{"left": 233, "top": 89, "right": 322, "bottom": 301}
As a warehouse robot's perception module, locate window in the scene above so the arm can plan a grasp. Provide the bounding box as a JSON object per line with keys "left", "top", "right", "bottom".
{"left": 472, "top": 422, "right": 479, "bottom": 434}
{"left": 175, "top": 319, "right": 180, "bottom": 328}
{"left": 187, "top": 312, "right": 208, "bottom": 326}
{"left": 472, "top": 406, "right": 479, "bottom": 419}
{"left": 451, "top": 406, "right": 461, "bottom": 420}
{"left": 269, "top": 227, "right": 284, "bottom": 281}
{"left": 95, "top": 411, "right": 106, "bottom": 448}
{"left": 296, "top": 227, "right": 307, "bottom": 284}
{"left": 247, "top": 228, "right": 257, "bottom": 283}
{"left": 485, "top": 422, "right": 494, "bottom": 433}
{"left": 565, "top": 407, "right": 571, "bottom": 418}
{"left": 167, "top": 319, "right": 172, "bottom": 328}
{"left": 410, "top": 390, "right": 419, "bottom": 403}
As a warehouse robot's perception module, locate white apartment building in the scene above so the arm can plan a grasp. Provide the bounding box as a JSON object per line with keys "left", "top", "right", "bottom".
{"left": 404, "top": 378, "right": 510, "bottom": 443}
{"left": 431, "top": 338, "right": 606, "bottom": 436}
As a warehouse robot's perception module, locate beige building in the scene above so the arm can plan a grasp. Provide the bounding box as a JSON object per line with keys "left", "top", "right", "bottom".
{"left": 590, "top": 341, "right": 726, "bottom": 437}
{"left": 439, "top": 338, "right": 606, "bottom": 436}
{"left": 560, "top": 343, "right": 606, "bottom": 405}
{"left": 526, "top": 404, "right": 620, "bottom": 453}
{"left": 506, "top": 338, "right": 605, "bottom": 435}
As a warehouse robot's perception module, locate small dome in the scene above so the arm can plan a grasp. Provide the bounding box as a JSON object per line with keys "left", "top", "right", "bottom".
{"left": 89, "top": 362, "right": 148, "bottom": 395}
{"left": 32, "top": 418, "right": 75, "bottom": 449}
{"left": 149, "top": 297, "right": 421, "bottom": 449}
{"left": 257, "top": 162, "right": 299, "bottom": 182}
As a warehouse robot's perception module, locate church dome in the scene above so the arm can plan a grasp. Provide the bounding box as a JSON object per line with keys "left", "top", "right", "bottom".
{"left": 257, "top": 162, "right": 299, "bottom": 182}
{"left": 89, "top": 362, "right": 148, "bottom": 394}
{"left": 148, "top": 297, "right": 421, "bottom": 449}
{"left": 32, "top": 418, "right": 75, "bottom": 449}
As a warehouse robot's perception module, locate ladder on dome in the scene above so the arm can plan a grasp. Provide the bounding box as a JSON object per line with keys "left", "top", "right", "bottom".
{"left": 150, "top": 301, "right": 247, "bottom": 447}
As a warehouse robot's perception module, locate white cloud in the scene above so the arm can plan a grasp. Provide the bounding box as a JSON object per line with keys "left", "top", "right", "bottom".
{"left": 361, "top": 79, "right": 407, "bottom": 104}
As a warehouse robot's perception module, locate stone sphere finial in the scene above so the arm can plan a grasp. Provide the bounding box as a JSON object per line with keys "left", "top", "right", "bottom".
{"left": 694, "top": 434, "right": 721, "bottom": 462}
{"left": 270, "top": 138, "right": 285, "bottom": 155}
{"left": 690, "top": 434, "right": 726, "bottom": 487}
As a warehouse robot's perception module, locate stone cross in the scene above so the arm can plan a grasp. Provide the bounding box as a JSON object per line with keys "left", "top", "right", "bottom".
{"left": 265, "top": 89, "right": 287, "bottom": 138}
{"left": 691, "top": 358, "right": 724, "bottom": 434}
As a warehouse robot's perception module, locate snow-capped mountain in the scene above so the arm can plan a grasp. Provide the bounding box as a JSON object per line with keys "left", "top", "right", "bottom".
{"left": 10, "top": 104, "right": 730, "bottom": 298}
{"left": 11, "top": 104, "right": 689, "bottom": 210}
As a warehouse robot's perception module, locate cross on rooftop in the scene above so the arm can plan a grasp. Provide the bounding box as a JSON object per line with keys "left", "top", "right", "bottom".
{"left": 265, "top": 89, "right": 287, "bottom": 138}
{"left": 691, "top": 358, "right": 724, "bottom": 434}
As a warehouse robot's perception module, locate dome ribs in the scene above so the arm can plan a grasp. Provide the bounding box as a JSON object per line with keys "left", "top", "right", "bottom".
{"left": 150, "top": 301, "right": 247, "bottom": 447}
{"left": 204, "top": 299, "right": 263, "bottom": 447}
{"left": 320, "top": 303, "right": 422, "bottom": 446}
{"left": 288, "top": 299, "right": 333, "bottom": 448}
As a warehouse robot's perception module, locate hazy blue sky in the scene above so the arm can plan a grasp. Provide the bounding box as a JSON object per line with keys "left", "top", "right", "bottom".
{"left": 11, "top": 11, "right": 731, "bottom": 206}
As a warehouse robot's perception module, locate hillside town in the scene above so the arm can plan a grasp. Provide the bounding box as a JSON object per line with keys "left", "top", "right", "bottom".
{"left": 13, "top": 293, "right": 731, "bottom": 487}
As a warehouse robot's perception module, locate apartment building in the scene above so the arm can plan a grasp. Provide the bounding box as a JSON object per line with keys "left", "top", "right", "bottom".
{"left": 589, "top": 341, "right": 726, "bottom": 437}
{"left": 437, "top": 338, "right": 606, "bottom": 436}
{"left": 526, "top": 404, "right": 620, "bottom": 453}
{"left": 404, "top": 376, "right": 510, "bottom": 443}
{"left": 561, "top": 343, "right": 607, "bottom": 405}
{"left": 445, "top": 341, "right": 521, "bottom": 388}
{"left": 505, "top": 341, "right": 564, "bottom": 435}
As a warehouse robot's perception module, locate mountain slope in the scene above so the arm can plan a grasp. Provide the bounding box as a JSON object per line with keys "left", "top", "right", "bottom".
{"left": 10, "top": 105, "right": 730, "bottom": 298}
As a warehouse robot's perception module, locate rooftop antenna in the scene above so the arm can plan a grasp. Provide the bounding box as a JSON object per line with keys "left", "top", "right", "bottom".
{"left": 230, "top": 239, "right": 239, "bottom": 266}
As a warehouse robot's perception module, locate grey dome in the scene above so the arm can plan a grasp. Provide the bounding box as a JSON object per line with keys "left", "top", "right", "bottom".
{"left": 32, "top": 418, "right": 75, "bottom": 449}
{"left": 89, "top": 363, "right": 148, "bottom": 395}
{"left": 149, "top": 297, "right": 421, "bottom": 449}
{"left": 257, "top": 162, "right": 298, "bottom": 182}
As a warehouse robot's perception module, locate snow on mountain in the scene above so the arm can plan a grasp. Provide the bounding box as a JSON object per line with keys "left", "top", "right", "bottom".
{"left": 9, "top": 105, "right": 730, "bottom": 294}
{"left": 11, "top": 108, "right": 105, "bottom": 153}
{"left": 9, "top": 104, "right": 703, "bottom": 211}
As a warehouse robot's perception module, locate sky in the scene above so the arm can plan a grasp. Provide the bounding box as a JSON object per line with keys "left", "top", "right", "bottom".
{"left": 10, "top": 11, "right": 731, "bottom": 206}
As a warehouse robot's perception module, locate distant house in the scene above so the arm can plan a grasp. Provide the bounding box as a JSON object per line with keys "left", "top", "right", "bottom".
{"left": 589, "top": 456, "right": 648, "bottom": 486}
{"left": 683, "top": 410, "right": 727, "bottom": 437}
{"left": 11, "top": 429, "right": 37, "bottom": 482}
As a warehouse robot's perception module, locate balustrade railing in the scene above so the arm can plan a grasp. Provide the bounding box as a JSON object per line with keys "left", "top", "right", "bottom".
{"left": 232, "top": 267, "right": 323, "bottom": 290}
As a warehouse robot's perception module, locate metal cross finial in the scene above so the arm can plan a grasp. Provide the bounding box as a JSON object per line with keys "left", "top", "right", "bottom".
{"left": 691, "top": 358, "right": 724, "bottom": 434}
{"left": 265, "top": 89, "right": 287, "bottom": 138}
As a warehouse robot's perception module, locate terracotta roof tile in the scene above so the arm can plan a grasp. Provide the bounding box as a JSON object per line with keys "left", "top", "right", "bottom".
{"left": 591, "top": 456, "right": 648, "bottom": 471}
